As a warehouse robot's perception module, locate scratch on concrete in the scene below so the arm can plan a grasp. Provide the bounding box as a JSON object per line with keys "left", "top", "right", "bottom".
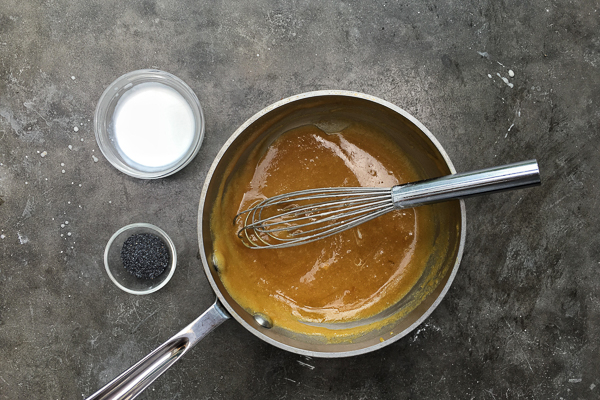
{"left": 522, "top": 350, "right": 534, "bottom": 373}
{"left": 503, "top": 318, "right": 534, "bottom": 373}
{"left": 297, "top": 360, "right": 315, "bottom": 370}
{"left": 131, "top": 309, "right": 159, "bottom": 334}
{"left": 23, "top": 101, "right": 50, "bottom": 126}
{"left": 22, "top": 196, "right": 34, "bottom": 218}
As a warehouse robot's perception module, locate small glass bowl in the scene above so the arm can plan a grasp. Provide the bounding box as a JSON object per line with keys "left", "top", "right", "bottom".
{"left": 94, "top": 69, "right": 205, "bottom": 179}
{"left": 104, "top": 223, "right": 177, "bottom": 295}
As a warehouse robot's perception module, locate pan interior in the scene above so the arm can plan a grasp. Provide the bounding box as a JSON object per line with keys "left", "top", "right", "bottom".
{"left": 199, "top": 93, "right": 463, "bottom": 356}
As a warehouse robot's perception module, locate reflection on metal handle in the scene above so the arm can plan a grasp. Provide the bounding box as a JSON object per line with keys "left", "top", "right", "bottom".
{"left": 86, "top": 300, "right": 230, "bottom": 400}
{"left": 392, "top": 160, "right": 541, "bottom": 208}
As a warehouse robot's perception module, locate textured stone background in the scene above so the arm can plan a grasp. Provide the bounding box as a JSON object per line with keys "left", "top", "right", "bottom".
{"left": 1, "top": 0, "right": 599, "bottom": 399}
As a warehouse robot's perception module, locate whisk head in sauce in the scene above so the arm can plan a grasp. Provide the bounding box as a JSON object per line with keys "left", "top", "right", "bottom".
{"left": 235, "top": 187, "right": 395, "bottom": 249}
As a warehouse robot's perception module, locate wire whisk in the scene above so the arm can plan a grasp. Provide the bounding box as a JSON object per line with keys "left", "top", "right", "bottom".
{"left": 235, "top": 160, "right": 540, "bottom": 249}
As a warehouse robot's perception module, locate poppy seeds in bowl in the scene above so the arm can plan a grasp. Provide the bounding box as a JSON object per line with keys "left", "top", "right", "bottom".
{"left": 121, "top": 233, "right": 170, "bottom": 279}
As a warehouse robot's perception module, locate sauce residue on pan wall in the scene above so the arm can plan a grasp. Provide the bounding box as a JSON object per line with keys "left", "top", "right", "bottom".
{"left": 211, "top": 123, "right": 437, "bottom": 340}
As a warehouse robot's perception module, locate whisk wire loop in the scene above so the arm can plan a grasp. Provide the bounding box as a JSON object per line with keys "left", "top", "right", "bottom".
{"left": 251, "top": 195, "right": 393, "bottom": 230}
{"left": 256, "top": 200, "right": 394, "bottom": 237}
{"left": 235, "top": 187, "right": 395, "bottom": 248}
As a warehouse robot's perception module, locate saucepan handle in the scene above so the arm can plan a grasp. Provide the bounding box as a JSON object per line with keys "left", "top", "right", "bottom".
{"left": 392, "top": 160, "right": 541, "bottom": 208}
{"left": 86, "top": 300, "right": 230, "bottom": 400}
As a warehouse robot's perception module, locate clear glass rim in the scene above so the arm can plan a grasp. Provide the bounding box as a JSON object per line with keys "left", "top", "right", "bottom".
{"left": 104, "top": 222, "right": 177, "bottom": 295}
{"left": 94, "top": 69, "right": 205, "bottom": 179}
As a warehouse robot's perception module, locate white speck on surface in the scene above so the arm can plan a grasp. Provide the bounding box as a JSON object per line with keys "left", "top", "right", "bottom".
{"left": 496, "top": 72, "right": 514, "bottom": 88}
{"left": 477, "top": 51, "right": 490, "bottom": 58}
{"left": 17, "top": 232, "right": 29, "bottom": 244}
{"left": 67, "top": 201, "right": 71, "bottom": 204}
{"left": 61, "top": 169, "right": 65, "bottom": 173}
{"left": 591, "top": 383, "right": 596, "bottom": 390}
{"left": 487, "top": 74, "right": 492, "bottom": 78}
{"left": 60, "top": 163, "right": 65, "bottom": 166}
{"left": 78, "top": 184, "right": 82, "bottom": 187}
{"left": 108, "top": 201, "right": 112, "bottom": 204}
{"left": 25, "top": 181, "right": 28, "bottom": 185}
{"left": 92, "top": 155, "right": 99, "bottom": 162}
{"left": 73, "top": 126, "right": 79, "bottom": 132}
{"left": 0, "top": 234, "right": 5, "bottom": 239}
{"left": 508, "top": 123, "right": 514, "bottom": 131}
{"left": 71, "top": 76, "right": 76, "bottom": 80}
{"left": 68, "top": 145, "right": 72, "bottom": 150}
{"left": 80, "top": 138, "right": 84, "bottom": 141}
{"left": 67, "top": 232, "right": 72, "bottom": 236}
{"left": 508, "top": 69, "right": 515, "bottom": 77}
{"left": 61, "top": 224, "right": 65, "bottom": 228}
{"left": 65, "top": 221, "right": 69, "bottom": 224}
{"left": 40, "top": 151, "right": 47, "bottom": 157}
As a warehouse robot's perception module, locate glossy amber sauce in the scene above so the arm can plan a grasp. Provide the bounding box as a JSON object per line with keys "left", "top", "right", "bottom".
{"left": 211, "top": 123, "right": 436, "bottom": 340}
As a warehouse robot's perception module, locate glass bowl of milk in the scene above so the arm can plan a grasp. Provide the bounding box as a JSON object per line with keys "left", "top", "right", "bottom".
{"left": 95, "top": 70, "right": 204, "bottom": 179}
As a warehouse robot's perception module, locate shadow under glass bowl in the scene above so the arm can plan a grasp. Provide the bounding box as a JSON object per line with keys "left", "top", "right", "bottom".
{"left": 104, "top": 223, "right": 177, "bottom": 295}
{"left": 94, "top": 69, "right": 205, "bottom": 179}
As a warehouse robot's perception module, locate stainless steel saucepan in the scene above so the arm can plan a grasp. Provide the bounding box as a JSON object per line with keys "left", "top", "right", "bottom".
{"left": 87, "top": 91, "right": 466, "bottom": 400}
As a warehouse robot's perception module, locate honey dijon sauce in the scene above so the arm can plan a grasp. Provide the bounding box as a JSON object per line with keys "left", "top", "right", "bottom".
{"left": 211, "top": 123, "right": 437, "bottom": 340}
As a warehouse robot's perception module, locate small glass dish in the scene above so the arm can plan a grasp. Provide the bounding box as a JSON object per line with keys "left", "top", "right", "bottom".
{"left": 94, "top": 69, "right": 205, "bottom": 179}
{"left": 104, "top": 223, "right": 177, "bottom": 295}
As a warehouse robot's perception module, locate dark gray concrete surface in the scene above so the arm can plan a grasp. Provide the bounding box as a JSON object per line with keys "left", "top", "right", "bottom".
{"left": 1, "top": 0, "right": 599, "bottom": 399}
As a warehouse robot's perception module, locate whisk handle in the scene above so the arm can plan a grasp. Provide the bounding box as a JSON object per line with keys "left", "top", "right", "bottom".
{"left": 391, "top": 159, "right": 541, "bottom": 208}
